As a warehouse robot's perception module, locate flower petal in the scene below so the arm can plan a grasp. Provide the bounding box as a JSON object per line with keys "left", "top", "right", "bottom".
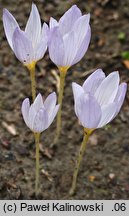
{"left": 95, "top": 71, "right": 120, "bottom": 106}
{"left": 73, "top": 14, "right": 90, "bottom": 51}
{"left": 82, "top": 69, "right": 105, "bottom": 95}
{"left": 114, "top": 82, "right": 127, "bottom": 115}
{"left": 34, "top": 39, "right": 47, "bottom": 61}
{"left": 97, "top": 103, "right": 117, "bottom": 128}
{"left": 28, "top": 105, "right": 37, "bottom": 130}
{"left": 48, "top": 104, "right": 60, "bottom": 127}
{"left": 72, "top": 82, "right": 84, "bottom": 116}
{"left": 3, "top": 9, "right": 19, "bottom": 50}
{"left": 21, "top": 98, "right": 30, "bottom": 127}
{"left": 34, "top": 23, "right": 48, "bottom": 61}
{"left": 40, "top": 92, "right": 59, "bottom": 129}
{"left": 76, "top": 93, "right": 102, "bottom": 129}
{"left": 48, "top": 27, "right": 64, "bottom": 66}
{"left": 25, "top": 3, "right": 41, "bottom": 49}
{"left": 42, "top": 22, "right": 49, "bottom": 40}
{"left": 33, "top": 108, "right": 48, "bottom": 132}
{"left": 72, "top": 26, "right": 91, "bottom": 65}
{"left": 28, "top": 93, "right": 44, "bottom": 129}
{"left": 63, "top": 31, "right": 76, "bottom": 66}
{"left": 44, "top": 92, "right": 57, "bottom": 116}
{"left": 59, "top": 5, "right": 82, "bottom": 35}
{"left": 50, "top": 17, "right": 58, "bottom": 29}
{"left": 12, "top": 27, "right": 34, "bottom": 64}
{"left": 33, "top": 93, "right": 44, "bottom": 111}
{"left": 72, "top": 82, "right": 84, "bottom": 103}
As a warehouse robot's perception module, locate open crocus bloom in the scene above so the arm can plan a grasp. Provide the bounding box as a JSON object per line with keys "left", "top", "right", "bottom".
{"left": 21, "top": 93, "right": 59, "bottom": 133}
{"left": 48, "top": 5, "right": 91, "bottom": 69}
{"left": 72, "top": 69, "right": 127, "bottom": 129}
{"left": 3, "top": 3, "right": 48, "bottom": 67}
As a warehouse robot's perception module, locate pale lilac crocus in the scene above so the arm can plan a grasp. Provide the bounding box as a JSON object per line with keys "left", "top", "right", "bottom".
{"left": 48, "top": 5, "right": 91, "bottom": 142}
{"left": 72, "top": 69, "right": 127, "bottom": 129}
{"left": 70, "top": 69, "right": 127, "bottom": 196}
{"left": 22, "top": 92, "right": 59, "bottom": 133}
{"left": 22, "top": 92, "right": 59, "bottom": 196}
{"left": 49, "top": 5, "right": 91, "bottom": 69}
{"left": 3, "top": 3, "right": 48, "bottom": 67}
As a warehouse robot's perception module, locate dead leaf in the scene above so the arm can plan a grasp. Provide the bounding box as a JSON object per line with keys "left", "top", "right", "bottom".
{"left": 39, "top": 144, "right": 53, "bottom": 159}
{"left": 51, "top": 69, "right": 60, "bottom": 93}
{"left": 41, "top": 169, "right": 53, "bottom": 182}
{"left": 2, "top": 121, "right": 17, "bottom": 136}
{"left": 79, "top": 69, "right": 96, "bottom": 78}
{"left": 123, "top": 60, "right": 129, "bottom": 69}
{"left": 88, "top": 175, "right": 96, "bottom": 182}
{"left": 7, "top": 182, "right": 17, "bottom": 189}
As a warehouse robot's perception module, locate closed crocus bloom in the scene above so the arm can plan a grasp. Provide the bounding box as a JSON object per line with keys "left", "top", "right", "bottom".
{"left": 3, "top": 3, "right": 48, "bottom": 67}
{"left": 22, "top": 93, "right": 59, "bottom": 133}
{"left": 48, "top": 5, "right": 91, "bottom": 142}
{"left": 72, "top": 69, "right": 127, "bottom": 129}
{"left": 22, "top": 92, "right": 59, "bottom": 195}
{"left": 49, "top": 5, "right": 91, "bottom": 69}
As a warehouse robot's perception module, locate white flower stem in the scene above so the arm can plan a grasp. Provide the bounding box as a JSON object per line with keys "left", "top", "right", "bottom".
{"left": 55, "top": 67, "right": 67, "bottom": 143}
{"left": 69, "top": 129, "right": 92, "bottom": 196}
{"left": 34, "top": 132, "right": 40, "bottom": 197}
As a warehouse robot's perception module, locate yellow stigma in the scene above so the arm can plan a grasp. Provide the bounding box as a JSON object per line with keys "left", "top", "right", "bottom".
{"left": 26, "top": 61, "right": 36, "bottom": 71}
{"left": 58, "top": 66, "right": 70, "bottom": 73}
{"left": 84, "top": 128, "right": 94, "bottom": 135}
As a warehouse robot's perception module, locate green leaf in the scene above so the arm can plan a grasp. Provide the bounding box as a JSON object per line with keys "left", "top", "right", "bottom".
{"left": 118, "top": 32, "right": 125, "bottom": 42}
{"left": 121, "top": 51, "right": 129, "bottom": 60}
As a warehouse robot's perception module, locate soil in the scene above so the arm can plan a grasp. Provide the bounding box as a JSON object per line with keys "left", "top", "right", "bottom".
{"left": 0, "top": 0, "right": 129, "bottom": 200}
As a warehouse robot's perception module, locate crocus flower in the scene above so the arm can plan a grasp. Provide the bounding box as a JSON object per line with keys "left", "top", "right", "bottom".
{"left": 72, "top": 69, "right": 127, "bottom": 129}
{"left": 3, "top": 3, "right": 48, "bottom": 67}
{"left": 21, "top": 93, "right": 59, "bottom": 133}
{"left": 70, "top": 69, "right": 127, "bottom": 196}
{"left": 48, "top": 5, "right": 91, "bottom": 69}
{"left": 48, "top": 5, "right": 91, "bottom": 143}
